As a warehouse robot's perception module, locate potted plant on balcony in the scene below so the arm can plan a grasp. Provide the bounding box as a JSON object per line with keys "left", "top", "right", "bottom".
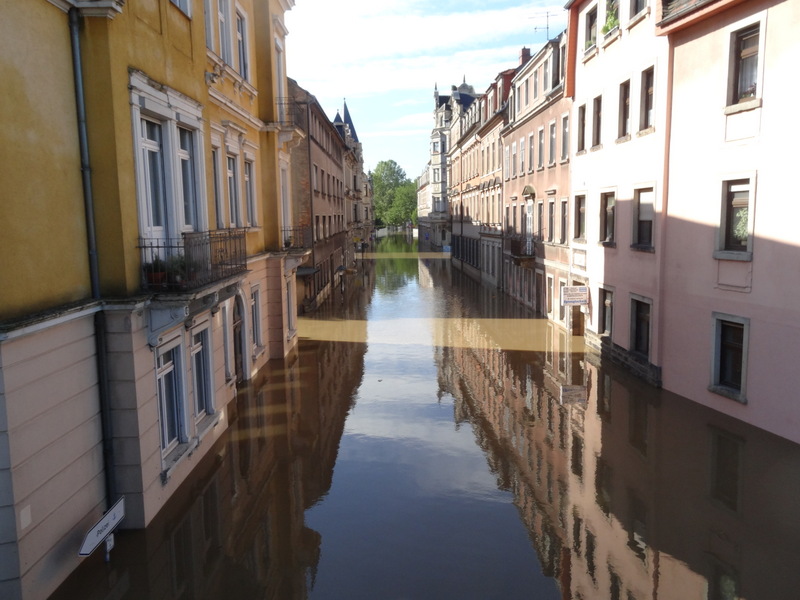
{"left": 602, "top": 0, "right": 620, "bottom": 35}
{"left": 143, "top": 256, "right": 167, "bottom": 288}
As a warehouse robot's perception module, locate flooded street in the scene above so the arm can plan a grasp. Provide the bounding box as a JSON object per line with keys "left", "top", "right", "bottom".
{"left": 51, "top": 234, "right": 800, "bottom": 600}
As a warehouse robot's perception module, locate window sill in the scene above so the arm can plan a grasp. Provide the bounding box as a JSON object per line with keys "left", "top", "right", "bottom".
{"left": 560, "top": 157, "right": 569, "bottom": 165}
{"left": 161, "top": 438, "right": 199, "bottom": 484}
{"left": 637, "top": 126, "right": 655, "bottom": 137}
{"left": 724, "top": 97, "right": 762, "bottom": 115}
{"left": 576, "top": 149, "right": 587, "bottom": 157}
{"left": 600, "top": 240, "right": 617, "bottom": 248}
{"left": 713, "top": 250, "right": 752, "bottom": 262}
{"left": 590, "top": 144, "right": 603, "bottom": 152}
{"left": 616, "top": 134, "right": 631, "bottom": 144}
{"left": 583, "top": 45, "right": 598, "bottom": 63}
{"left": 709, "top": 384, "right": 746, "bottom": 404}
{"left": 627, "top": 7, "right": 650, "bottom": 30}
{"left": 630, "top": 244, "right": 655, "bottom": 253}
{"left": 548, "top": 162, "right": 556, "bottom": 168}
{"left": 573, "top": 238, "right": 587, "bottom": 244}
{"left": 602, "top": 27, "right": 621, "bottom": 48}
{"left": 197, "top": 411, "right": 221, "bottom": 442}
{"left": 537, "top": 166, "right": 545, "bottom": 172}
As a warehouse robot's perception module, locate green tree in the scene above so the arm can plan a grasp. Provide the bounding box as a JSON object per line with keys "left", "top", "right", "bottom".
{"left": 371, "top": 160, "right": 417, "bottom": 226}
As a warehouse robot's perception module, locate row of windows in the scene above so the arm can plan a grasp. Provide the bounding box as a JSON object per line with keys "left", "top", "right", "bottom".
{"left": 504, "top": 115, "right": 570, "bottom": 180}
{"left": 572, "top": 187, "right": 654, "bottom": 249}
{"left": 596, "top": 289, "right": 748, "bottom": 401}
{"left": 202, "top": 0, "right": 250, "bottom": 81}
{"left": 576, "top": 66, "right": 654, "bottom": 153}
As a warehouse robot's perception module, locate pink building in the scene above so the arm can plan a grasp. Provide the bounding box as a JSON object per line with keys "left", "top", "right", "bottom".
{"left": 657, "top": 0, "right": 800, "bottom": 443}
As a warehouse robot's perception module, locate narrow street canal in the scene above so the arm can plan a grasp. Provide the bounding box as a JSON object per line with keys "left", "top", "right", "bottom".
{"left": 51, "top": 234, "right": 800, "bottom": 600}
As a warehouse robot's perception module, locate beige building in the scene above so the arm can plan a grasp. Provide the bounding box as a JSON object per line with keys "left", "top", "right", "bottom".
{"left": 0, "top": 0, "right": 303, "bottom": 598}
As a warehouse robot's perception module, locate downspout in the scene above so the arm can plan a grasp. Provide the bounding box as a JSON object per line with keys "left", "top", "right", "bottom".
{"left": 69, "top": 7, "right": 117, "bottom": 506}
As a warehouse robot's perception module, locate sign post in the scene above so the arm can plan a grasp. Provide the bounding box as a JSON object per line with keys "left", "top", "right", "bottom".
{"left": 79, "top": 496, "right": 125, "bottom": 561}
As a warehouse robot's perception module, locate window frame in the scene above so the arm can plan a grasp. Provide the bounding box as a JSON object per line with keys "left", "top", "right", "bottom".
{"left": 235, "top": 9, "right": 250, "bottom": 81}
{"left": 715, "top": 175, "right": 755, "bottom": 261}
{"left": 218, "top": 0, "right": 233, "bottom": 65}
{"left": 244, "top": 158, "right": 256, "bottom": 226}
{"left": 574, "top": 194, "right": 586, "bottom": 240}
{"left": 639, "top": 67, "right": 655, "bottom": 131}
{"left": 592, "top": 95, "right": 603, "bottom": 148}
{"left": 577, "top": 104, "right": 587, "bottom": 152}
{"left": 599, "top": 287, "right": 614, "bottom": 336}
{"left": 728, "top": 23, "right": 761, "bottom": 108}
{"left": 618, "top": 80, "right": 630, "bottom": 139}
{"left": 630, "top": 295, "right": 652, "bottom": 359}
{"left": 190, "top": 325, "right": 214, "bottom": 425}
{"left": 632, "top": 187, "right": 655, "bottom": 250}
{"left": 710, "top": 313, "right": 749, "bottom": 403}
{"left": 156, "top": 337, "right": 186, "bottom": 456}
{"left": 560, "top": 114, "right": 569, "bottom": 161}
{"left": 600, "top": 191, "right": 616, "bottom": 244}
{"left": 548, "top": 121, "right": 557, "bottom": 166}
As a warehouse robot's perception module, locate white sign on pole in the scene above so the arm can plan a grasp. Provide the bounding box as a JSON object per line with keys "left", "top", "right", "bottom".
{"left": 79, "top": 496, "right": 125, "bottom": 556}
{"left": 561, "top": 286, "right": 589, "bottom": 306}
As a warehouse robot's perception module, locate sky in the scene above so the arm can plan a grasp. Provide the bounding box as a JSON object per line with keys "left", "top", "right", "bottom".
{"left": 284, "top": 0, "right": 568, "bottom": 181}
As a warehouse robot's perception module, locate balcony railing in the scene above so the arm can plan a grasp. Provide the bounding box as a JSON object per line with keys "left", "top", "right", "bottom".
{"left": 281, "top": 226, "right": 312, "bottom": 249}
{"left": 505, "top": 234, "right": 536, "bottom": 258}
{"left": 139, "top": 229, "right": 247, "bottom": 293}
{"left": 274, "top": 98, "right": 305, "bottom": 129}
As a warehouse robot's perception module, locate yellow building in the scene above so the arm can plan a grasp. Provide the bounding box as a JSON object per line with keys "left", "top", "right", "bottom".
{"left": 0, "top": 1, "right": 303, "bottom": 598}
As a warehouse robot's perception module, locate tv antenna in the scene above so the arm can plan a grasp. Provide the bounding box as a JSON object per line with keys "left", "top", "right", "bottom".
{"left": 530, "top": 11, "right": 559, "bottom": 41}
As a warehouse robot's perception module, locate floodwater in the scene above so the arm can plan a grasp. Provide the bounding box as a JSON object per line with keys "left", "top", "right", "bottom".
{"left": 51, "top": 233, "right": 800, "bottom": 600}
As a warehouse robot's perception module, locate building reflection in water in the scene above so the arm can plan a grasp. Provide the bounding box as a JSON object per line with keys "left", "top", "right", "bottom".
{"left": 49, "top": 263, "right": 375, "bottom": 600}
{"left": 427, "top": 261, "right": 800, "bottom": 600}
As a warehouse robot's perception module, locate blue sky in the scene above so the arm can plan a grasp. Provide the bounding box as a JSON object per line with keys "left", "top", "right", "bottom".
{"left": 285, "top": 0, "right": 568, "bottom": 180}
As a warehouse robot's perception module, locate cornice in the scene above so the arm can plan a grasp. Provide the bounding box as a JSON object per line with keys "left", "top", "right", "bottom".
{"left": 47, "top": 0, "right": 125, "bottom": 18}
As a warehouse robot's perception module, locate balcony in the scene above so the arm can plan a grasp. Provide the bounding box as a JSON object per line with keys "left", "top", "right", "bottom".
{"left": 505, "top": 234, "right": 536, "bottom": 267}
{"left": 139, "top": 229, "right": 247, "bottom": 293}
{"left": 282, "top": 226, "right": 313, "bottom": 250}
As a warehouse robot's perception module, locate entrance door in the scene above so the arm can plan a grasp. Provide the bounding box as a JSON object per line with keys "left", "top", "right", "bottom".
{"left": 572, "top": 305, "right": 585, "bottom": 336}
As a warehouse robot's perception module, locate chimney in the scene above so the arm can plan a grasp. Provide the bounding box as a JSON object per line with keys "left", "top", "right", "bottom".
{"left": 520, "top": 47, "right": 531, "bottom": 66}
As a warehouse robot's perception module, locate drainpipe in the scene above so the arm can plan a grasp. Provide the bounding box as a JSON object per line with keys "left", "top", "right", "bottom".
{"left": 69, "top": 7, "right": 117, "bottom": 506}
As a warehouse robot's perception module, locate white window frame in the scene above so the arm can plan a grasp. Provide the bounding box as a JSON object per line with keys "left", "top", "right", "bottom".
{"left": 204, "top": 0, "right": 214, "bottom": 50}
{"left": 235, "top": 8, "right": 250, "bottom": 80}
{"left": 548, "top": 121, "right": 557, "bottom": 166}
{"left": 537, "top": 127, "right": 545, "bottom": 169}
{"left": 170, "top": 0, "right": 191, "bottom": 17}
{"left": 130, "top": 71, "right": 206, "bottom": 241}
{"left": 156, "top": 336, "right": 187, "bottom": 456}
{"left": 244, "top": 157, "right": 256, "bottom": 226}
{"left": 519, "top": 137, "right": 525, "bottom": 173}
{"left": 226, "top": 153, "right": 242, "bottom": 227}
{"left": 710, "top": 313, "right": 749, "bottom": 403}
{"left": 632, "top": 187, "right": 655, "bottom": 249}
{"left": 561, "top": 114, "right": 569, "bottom": 161}
{"left": 218, "top": 0, "right": 233, "bottom": 65}
{"left": 190, "top": 325, "right": 214, "bottom": 424}
{"left": 250, "top": 285, "right": 263, "bottom": 354}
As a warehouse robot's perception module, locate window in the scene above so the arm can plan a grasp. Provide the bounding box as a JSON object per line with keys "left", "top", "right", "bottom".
{"left": 561, "top": 115, "right": 569, "bottom": 161}
{"left": 560, "top": 199, "right": 568, "bottom": 244}
{"left": 534, "top": 68, "right": 539, "bottom": 98}
{"left": 244, "top": 160, "right": 256, "bottom": 226}
{"left": 131, "top": 72, "right": 206, "bottom": 241}
{"left": 547, "top": 201, "right": 555, "bottom": 242}
{"left": 528, "top": 135, "right": 535, "bottom": 172}
{"left": 250, "top": 287, "right": 262, "bottom": 350}
{"left": 710, "top": 429, "right": 743, "bottom": 511}
{"left": 141, "top": 119, "right": 167, "bottom": 231}
{"left": 599, "top": 288, "right": 613, "bottom": 335}
{"left": 178, "top": 128, "right": 199, "bottom": 230}
{"left": 633, "top": 188, "right": 654, "bottom": 248}
{"left": 585, "top": 6, "right": 598, "bottom": 49}
{"left": 218, "top": 0, "right": 232, "bottom": 64}
{"left": 519, "top": 137, "right": 525, "bottom": 173}
{"left": 204, "top": 0, "right": 214, "bottom": 50}
{"left": 720, "top": 179, "right": 751, "bottom": 254}
{"left": 618, "top": 80, "right": 630, "bottom": 138}
{"left": 631, "top": 0, "right": 647, "bottom": 16}
{"left": 432, "top": 140, "right": 439, "bottom": 153}
{"left": 631, "top": 297, "right": 651, "bottom": 358}
{"left": 600, "top": 192, "right": 616, "bottom": 243}
{"left": 236, "top": 11, "right": 249, "bottom": 80}
{"left": 711, "top": 314, "right": 749, "bottom": 401}
{"left": 536, "top": 202, "right": 543, "bottom": 239}
{"left": 548, "top": 122, "right": 556, "bottom": 165}
{"left": 577, "top": 105, "right": 586, "bottom": 152}
{"left": 170, "top": 0, "right": 191, "bottom": 16}
{"left": 537, "top": 129, "right": 544, "bottom": 169}
{"left": 574, "top": 195, "right": 586, "bottom": 239}
{"left": 640, "top": 67, "right": 654, "bottom": 130}
{"left": 211, "top": 148, "right": 225, "bottom": 228}
{"left": 157, "top": 343, "right": 184, "bottom": 454}
{"left": 524, "top": 79, "right": 529, "bottom": 105}
{"left": 227, "top": 155, "right": 241, "bottom": 227}
{"left": 559, "top": 281, "right": 566, "bottom": 321}
{"left": 730, "top": 25, "right": 759, "bottom": 104}
{"left": 191, "top": 329, "right": 213, "bottom": 421}
{"left": 504, "top": 145, "right": 509, "bottom": 179}
{"left": 543, "top": 58, "right": 550, "bottom": 91}
{"left": 511, "top": 142, "right": 517, "bottom": 177}
{"left": 592, "top": 95, "right": 602, "bottom": 147}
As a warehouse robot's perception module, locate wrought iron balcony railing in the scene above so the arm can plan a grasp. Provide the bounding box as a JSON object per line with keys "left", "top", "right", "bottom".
{"left": 505, "top": 234, "right": 536, "bottom": 258}
{"left": 281, "top": 226, "right": 313, "bottom": 249}
{"left": 139, "top": 229, "right": 247, "bottom": 293}
{"left": 274, "top": 98, "right": 305, "bottom": 129}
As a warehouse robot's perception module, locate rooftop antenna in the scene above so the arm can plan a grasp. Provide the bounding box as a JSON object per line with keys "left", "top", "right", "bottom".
{"left": 530, "top": 11, "right": 558, "bottom": 40}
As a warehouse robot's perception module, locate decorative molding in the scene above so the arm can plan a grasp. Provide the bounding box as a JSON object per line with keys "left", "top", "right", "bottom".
{"left": 48, "top": 0, "right": 126, "bottom": 18}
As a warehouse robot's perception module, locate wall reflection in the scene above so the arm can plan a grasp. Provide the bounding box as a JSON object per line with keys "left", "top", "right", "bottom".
{"left": 422, "top": 258, "right": 800, "bottom": 600}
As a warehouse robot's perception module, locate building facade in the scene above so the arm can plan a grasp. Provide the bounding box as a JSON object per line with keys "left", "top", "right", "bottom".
{"left": 0, "top": 0, "right": 303, "bottom": 598}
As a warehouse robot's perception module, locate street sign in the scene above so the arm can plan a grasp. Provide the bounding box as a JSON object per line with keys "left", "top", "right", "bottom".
{"left": 79, "top": 496, "right": 125, "bottom": 556}
{"left": 561, "top": 286, "right": 589, "bottom": 306}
